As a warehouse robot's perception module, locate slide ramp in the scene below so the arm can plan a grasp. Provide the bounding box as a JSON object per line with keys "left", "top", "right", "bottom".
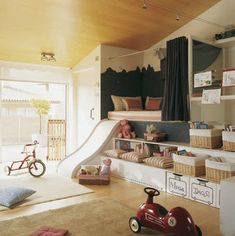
{"left": 57, "top": 119, "right": 120, "bottom": 178}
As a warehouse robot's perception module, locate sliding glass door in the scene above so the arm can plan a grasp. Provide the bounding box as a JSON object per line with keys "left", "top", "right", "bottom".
{"left": 0, "top": 80, "right": 66, "bottom": 162}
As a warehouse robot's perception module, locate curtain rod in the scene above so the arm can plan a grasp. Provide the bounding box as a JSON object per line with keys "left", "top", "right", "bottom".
{"left": 108, "top": 47, "right": 159, "bottom": 60}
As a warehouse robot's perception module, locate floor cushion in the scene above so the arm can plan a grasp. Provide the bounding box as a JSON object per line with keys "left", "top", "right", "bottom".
{"left": 30, "top": 226, "right": 68, "bottom": 236}
{"left": 0, "top": 186, "right": 36, "bottom": 208}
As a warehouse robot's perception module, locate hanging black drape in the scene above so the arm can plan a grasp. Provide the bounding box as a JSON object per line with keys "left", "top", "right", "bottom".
{"left": 162, "top": 36, "right": 189, "bottom": 121}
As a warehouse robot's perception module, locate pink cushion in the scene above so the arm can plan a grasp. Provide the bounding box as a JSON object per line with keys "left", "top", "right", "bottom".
{"left": 122, "top": 97, "right": 143, "bottom": 111}
{"left": 30, "top": 226, "right": 68, "bottom": 236}
{"left": 145, "top": 97, "right": 162, "bottom": 110}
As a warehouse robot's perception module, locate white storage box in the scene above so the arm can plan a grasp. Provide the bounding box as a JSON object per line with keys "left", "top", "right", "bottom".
{"left": 222, "top": 131, "right": 235, "bottom": 151}
{"left": 206, "top": 158, "right": 235, "bottom": 182}
{"left": 216, "top": 184, "right": 221, "bottom": 209}
{"left": 190, "top": 129, "right": 222, "bottom": 149}
{"left": 166, "top": 171, "right": 190, "bottom": 198}
{"left": 190, "top": 177, "right": 217, "bottom": 207}
{"left": 173, "top": 153, "right": 208, "bottom": 177}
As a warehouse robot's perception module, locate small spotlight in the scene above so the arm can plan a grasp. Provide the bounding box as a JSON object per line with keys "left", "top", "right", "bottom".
{"left": 142, "top": 0, "right": 147, "bottom": 9}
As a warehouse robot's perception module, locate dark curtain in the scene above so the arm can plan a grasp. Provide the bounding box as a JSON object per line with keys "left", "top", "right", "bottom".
{"left": 162, "top": 36, "right": 189, "bottom": 121}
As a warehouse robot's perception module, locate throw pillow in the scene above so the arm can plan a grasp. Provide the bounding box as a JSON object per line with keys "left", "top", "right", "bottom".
{"left": 143, "top": 156, "right": 173, "bottom": 169}
{"left": 0, "top": 186, "right": 36, "bottom": 208}
{"left": 111, "top": 95, "right": 126, "bottom": 111}
{"left": 122, "top": 97, "right": 143, "bottom": 111}
{"left": 120, "top": 151, "right": 147, "bottom": 163}
{"left": 103, "top": 149, "right": 126, "bottom": 158}
{"left": 145, "top": 97, "right": 162, "bottom": 110}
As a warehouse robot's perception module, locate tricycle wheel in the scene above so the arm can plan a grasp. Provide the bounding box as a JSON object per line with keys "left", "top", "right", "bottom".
{"left": 196, "top": 225, "right": 202, "bottom": 236}
{"left": 4, "top": 166, "right": 11, "bottom": 176}
{"left": 28, "top": 160, "right": 46, "bottom": 177}
{"left": 129, "top": 217, "right": 141, "bottom": 233}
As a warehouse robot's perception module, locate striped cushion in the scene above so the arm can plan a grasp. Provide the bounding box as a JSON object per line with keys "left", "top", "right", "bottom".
{"left": 145, "top": 97, "right": 162, "bottom": 111}
{"left": 103, "top": 149, "right": 126, "bottom": 159}
{"left": 143, "top": 156, "right": 173, "bottom": 168}
{"left": 120, "top": 152, "right": 147, "bottom": 163}
{"left": 122, "top": 97, "right": 143, "bottom": 111}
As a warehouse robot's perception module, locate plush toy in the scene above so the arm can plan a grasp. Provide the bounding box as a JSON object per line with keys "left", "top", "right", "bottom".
{"left": 117, "top": 119, "right": 136, "bottom": 139}
{"left": 100, "top": 158, "right": 112, "bottom": 176}
{"left": 79, "top": 165, "right": 100, "bottom": 175}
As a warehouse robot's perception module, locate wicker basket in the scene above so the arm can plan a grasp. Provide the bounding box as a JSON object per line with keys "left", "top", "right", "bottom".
{"left": 222, "top": 131, "right": 235, "bottom": 151}
{"left": 173, "top": 153, "right": 208, "bottom": 177}
{"left": 190, "top": 129, "right": 222, "bottom": 149}
{"left": 205, "top": 159, "right": 235, "bottom": 182}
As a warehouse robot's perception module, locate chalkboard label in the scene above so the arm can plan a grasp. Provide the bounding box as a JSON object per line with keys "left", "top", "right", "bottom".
{"left": 191, "top": 182, "right": 214, "bottom": 205}
{"left": 168, "top": 177, "right": 187, "bottom": 197}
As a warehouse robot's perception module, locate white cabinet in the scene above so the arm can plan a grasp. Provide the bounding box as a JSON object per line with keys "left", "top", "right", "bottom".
{"left": 220, "top": 177, "right": 235, "bottom": 236}
{"left": 74, "top": 46, "right": 101, "bottom": 146}
{"left": 107, "top": 157, "right": 167, "bottom": 191}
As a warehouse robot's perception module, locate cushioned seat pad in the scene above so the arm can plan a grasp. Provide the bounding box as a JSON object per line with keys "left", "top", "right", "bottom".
{"left": 30, "top": 226, "right": 68, "bottom": 236}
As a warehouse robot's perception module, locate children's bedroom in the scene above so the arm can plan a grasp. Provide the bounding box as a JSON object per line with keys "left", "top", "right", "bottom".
{"left": 0, "top": 0, "right": 235, "bottom": 235}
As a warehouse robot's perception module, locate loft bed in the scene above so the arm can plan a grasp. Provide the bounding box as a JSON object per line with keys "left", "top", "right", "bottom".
{"left": 108, "top": 110, "right": 161, "bottom": 121}
{"left": 101, "top": 66, "right": 165, "bottom": 121}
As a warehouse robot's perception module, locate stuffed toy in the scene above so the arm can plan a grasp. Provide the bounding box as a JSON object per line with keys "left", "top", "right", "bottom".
{"left": 79, "top": 165, "right": 100, "bottom": 175}
{"left": 100, "top": 159, "right": 112, "bottom": 175}
{"left": 117, "top": 119, "right": 136, "bottom": 139}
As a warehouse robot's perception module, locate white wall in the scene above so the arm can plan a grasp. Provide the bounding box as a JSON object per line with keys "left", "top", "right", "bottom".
{"left": 101, "top": 44, "right": 143, "bottom": 73}
{"left": 144, "top": 0, "right": 235, "bottom": 69}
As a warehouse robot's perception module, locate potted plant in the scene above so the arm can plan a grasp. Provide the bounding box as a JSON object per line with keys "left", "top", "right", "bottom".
{"left": 31, "top": 99, "right": 51, "bottom": 146}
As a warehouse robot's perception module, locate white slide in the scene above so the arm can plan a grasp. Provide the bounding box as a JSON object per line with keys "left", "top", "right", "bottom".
{"left": 57, "top": 119, "right": 120, "bottom": 178}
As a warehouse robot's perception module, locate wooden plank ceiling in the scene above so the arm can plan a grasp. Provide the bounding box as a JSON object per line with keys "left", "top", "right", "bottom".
{"left": 0, "top": 0, "right": 219, "bottom": 68}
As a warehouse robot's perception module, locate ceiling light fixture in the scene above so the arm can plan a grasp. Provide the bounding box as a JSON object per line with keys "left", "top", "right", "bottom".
{"left": 41, "top": 52, "right": 56, "bottom": 62}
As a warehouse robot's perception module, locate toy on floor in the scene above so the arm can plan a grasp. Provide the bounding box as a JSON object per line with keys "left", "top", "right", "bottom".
{"left": 117, "top": 119, "right": 136, "bottom": 139}
{"left": 30, "top": 226, "right": 68, "bottom": 236}
{"left": 78, "top": 159, "right": 112, "bottom": 185}
{"left": 129, "top": 187, "right": 202, "bottom": 236}
{"left": 4, "top": 141, "right": 46, "bottom": 177}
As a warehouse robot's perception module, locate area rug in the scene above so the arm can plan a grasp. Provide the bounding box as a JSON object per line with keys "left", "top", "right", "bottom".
{"left": 0, "top": 174, "right": 93, "bottom": 211}
{"left": 0, "top": 199, "right": 163, "bottom": 236}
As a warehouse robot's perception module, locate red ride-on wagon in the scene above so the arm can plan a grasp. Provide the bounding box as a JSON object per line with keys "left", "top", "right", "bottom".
{"left": 129, "top": 187, "right": 202, "bottom": 236}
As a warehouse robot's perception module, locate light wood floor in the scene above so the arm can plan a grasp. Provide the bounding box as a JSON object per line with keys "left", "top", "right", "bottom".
{"left": 0, "top": 176, "right": 219, "bottom": 235}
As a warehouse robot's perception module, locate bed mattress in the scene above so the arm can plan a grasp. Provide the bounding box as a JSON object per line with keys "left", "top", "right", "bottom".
{"left": 108, "top": 110, "right": 161, "bottom": 121}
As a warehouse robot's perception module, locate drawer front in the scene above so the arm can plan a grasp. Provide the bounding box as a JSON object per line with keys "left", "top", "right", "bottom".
{"left": 190, "top": 177, "right": 217, "bottom": 207}
{"left": 166, "top": 172, "right": 190, "bottom": 198}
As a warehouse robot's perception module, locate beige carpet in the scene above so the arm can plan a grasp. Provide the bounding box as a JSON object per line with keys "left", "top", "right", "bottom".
{"left": 0, "top": 199, "right": 164, "bottom": 236}
{"left": 0, "top": 174, "right": 93, "bottom": 211}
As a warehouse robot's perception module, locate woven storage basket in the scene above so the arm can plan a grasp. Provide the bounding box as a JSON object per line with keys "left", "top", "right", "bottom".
{"left": 205, "top": 159, "right": 235, "bottom": 182}
{"left": 222, "top": 131, "right": 235, "bottom": 152}
{"left": 190, "top": 129, "right": 222, "bottom": 149}
{"left": 173, "top": 153, "right": 208, "bottom": 177}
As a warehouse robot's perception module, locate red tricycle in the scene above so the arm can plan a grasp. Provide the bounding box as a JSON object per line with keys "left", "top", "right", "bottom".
{"left": 129, "top": 187, "right": 202, "bottom": 236}
{"left": 4, "top": 141, "right": 46, "bottom": 177}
